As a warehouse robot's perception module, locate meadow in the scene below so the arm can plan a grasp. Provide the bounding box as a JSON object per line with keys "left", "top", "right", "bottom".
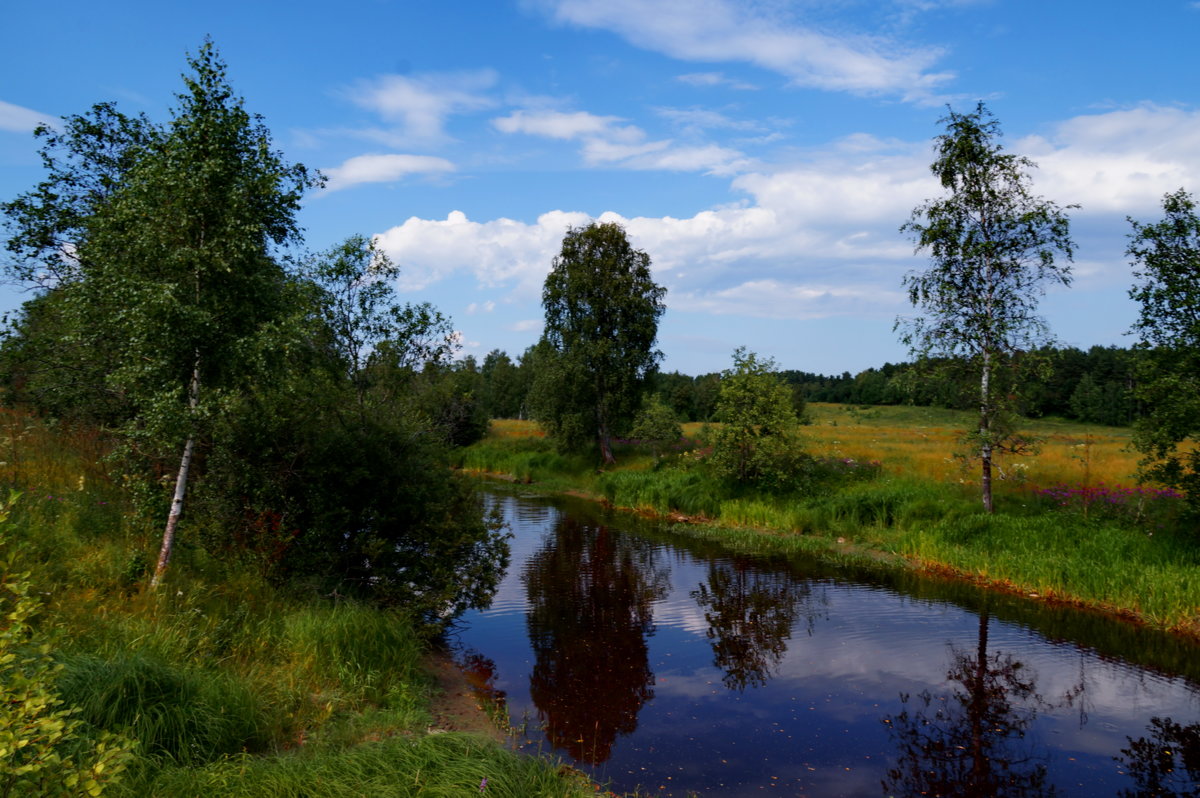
{"left": 0, "top": 407, "right": 600, "bottom": 798}
{"left": 460, "top": 406, "right": 1199, "bottom": 634}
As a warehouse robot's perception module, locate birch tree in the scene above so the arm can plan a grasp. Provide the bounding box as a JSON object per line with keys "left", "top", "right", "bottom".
{"left": 3, "top": 40, "right": 318, "bottom": 585}
{"left": 900, "top": 103, "right": 1074, "bottom": 513}
{"left": 532, "top": 222, "right": 666, "bottom": 464}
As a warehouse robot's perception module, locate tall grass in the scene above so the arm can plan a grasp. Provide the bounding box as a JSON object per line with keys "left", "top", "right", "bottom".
{"left": 597, "top": 469, "right": 724, "bottom": 517}
{"left": 0, "top": 408, "right": 601, "bottom": 798}
{"left": 464, "top": 407, "right": 1200, "bottom": 633}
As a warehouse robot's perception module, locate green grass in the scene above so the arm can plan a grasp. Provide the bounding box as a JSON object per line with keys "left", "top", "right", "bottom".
{"left": 460, "top": 412, "right": 1200, "bottom": 635}
{"left": 0, "top": 411, "right": 603, "bottom": 798}
{"left": 135, "top": 733, "right": 593, "bottom": 798}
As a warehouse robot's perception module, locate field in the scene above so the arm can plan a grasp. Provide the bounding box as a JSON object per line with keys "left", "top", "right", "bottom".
{"left": 797, "top": 403, "right": 1138, "bottom": 488}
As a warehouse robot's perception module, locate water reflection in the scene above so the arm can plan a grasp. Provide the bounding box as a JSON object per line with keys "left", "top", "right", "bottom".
{"left": 883, "top": 610, "right": 1055, "bottom": 797}
{"left": 1117, "top": 717, "right": 1200, "bottom": 797}
{"left": 692, "top": 559, "right": 825, "bottom": 691}
{"left": 522, "top": 516, "right": 670, "bottom": 763}
{"left": 453, "top": 491, "right": 1200, "bottom": 797}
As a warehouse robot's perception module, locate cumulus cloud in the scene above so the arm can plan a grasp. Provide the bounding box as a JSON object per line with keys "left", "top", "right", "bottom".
{"left": 374, "top": 209, "right": 591, "bottom": 291}
{"left": 529, "top": 0, "right": 953, "bottom": 102}
{"left": 373, "top": 104, "right": 1200, "bottom": 320}
{"left": 345, "top": 69, "right": 498, "bottom": 143}
{"left": 321, "top": 153, "right": 455, "bottom": 192}
{"left": 0, "top": 99, "right": 55, "bottom": 133}
{"left": 1017, "top": 104, "right": 1200, "bottom": 214}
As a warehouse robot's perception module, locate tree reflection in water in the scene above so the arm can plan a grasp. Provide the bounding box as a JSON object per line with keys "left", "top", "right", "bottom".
{"left": 691, "top": 558, "right": 824, "bottom": 691}
{"left": 1117, "top": 717, "right": 1200, "bottom": 797}
{"left": 882, "top": 610, "right": 1055, "bottom": 797}
{"left": 522, "top": 517, "right": 669, "bottom": 764}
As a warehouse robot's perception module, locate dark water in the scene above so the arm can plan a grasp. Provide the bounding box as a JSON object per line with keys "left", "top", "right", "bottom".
{"left": 449, "top": 490, "right": 1200, "bottom": 797}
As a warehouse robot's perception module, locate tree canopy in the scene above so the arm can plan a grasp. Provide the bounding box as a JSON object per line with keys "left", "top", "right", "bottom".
{"left": 1127, "top": 188, "right": 1200, "bottom": 510}
{"left": 530, "top": 221, "right": 666, "bottom": 463}
{"left": 900, "top": 102, "right": 1075, "bottom": 513}
{"left": 0, "top": 41, "right": 507, "bottom": 621}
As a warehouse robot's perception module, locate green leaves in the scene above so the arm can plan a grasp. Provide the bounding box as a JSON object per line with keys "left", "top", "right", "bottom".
{"left": 532, "top": 222, "right": 666, "bottom": 463}
{"left": 901, "top": 102, "right": 1075, "bottom": 512}
{"left": 0, "top": 496, "right": 135, "bottom": 796}
{"left": 1127, "top": 190, "right": 1200, "bottom": 510}
{"left": 709, "top": 348, "right": 802, "bottom": 490}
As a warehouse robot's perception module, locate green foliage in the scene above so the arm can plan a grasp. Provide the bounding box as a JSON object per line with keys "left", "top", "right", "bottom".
{"left": 530, "top": 222, "right": 666, "bottom": 463}
{"left": 900, "top": 102, "right": 1075, "bottom": 512}
{"left": 708, "top": 348, "right": 804, "bottom": 491}
{"left": 598, "top": 469, "right": 725, "bottom": 517}
{"left": 629, "top": 395, "right": 682, "bottom": 457}
{"left": 1127, "top": 189, "right": 1200, "bottom": 511}
{"left": 0, "top": 496, "right": 136, "bottom": 797}
{"left": 480, "top": 349, "right": 527, "bottom": 420}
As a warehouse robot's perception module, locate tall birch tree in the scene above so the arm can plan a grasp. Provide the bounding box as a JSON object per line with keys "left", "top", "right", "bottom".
{"left": 3, "top": 40, "right": 318, "bottom": 585}
{"left": 900, "top": 103, "right": 1075, "bottom": 513}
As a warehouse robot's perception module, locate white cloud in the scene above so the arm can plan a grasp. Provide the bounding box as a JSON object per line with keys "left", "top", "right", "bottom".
{"left": 345, "top": 70, "right": 498, "bottom": 143}
{"left": 496, "top": 105, "right": 750, "bottom": 175}
{"left": 0, "top": 99, "right": 55, "bottom": 133}
{"left": 656, "top": 107, "right": 761, "bottom": 134}
{"left": 530, "top": 0, "right": 953, "bottom": 102}
{"left": 321, "top": 153, "right": 455, "bottom": 192}
{"left": 677, "top": 71, "right": 758, "bottom": 91}
{"left": 1017, "top": 104, "right": 1200, "bottom": 214}
{"left": 373, "top": 105, "right": 1200, "bottom": 321}
{"left": 465, "top": 300, "right": 496, "bottom": 314}
{"left": 672, "top": 279, "right": 907, "bottom": 320}
{"left": 374, "top": 209, "right": 592, "bottom": 291}
{"left": 492, "top": 109, "right": 627, "bottom": 139}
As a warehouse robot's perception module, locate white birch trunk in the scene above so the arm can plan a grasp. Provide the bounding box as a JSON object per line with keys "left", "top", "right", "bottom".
{"left": 151, "top": 359, "right": 200, "bottom": 589}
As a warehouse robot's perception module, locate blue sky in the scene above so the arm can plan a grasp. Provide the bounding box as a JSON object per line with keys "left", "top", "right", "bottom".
{"left": 3, "top": 1, "right": 1199, "bottom": 376}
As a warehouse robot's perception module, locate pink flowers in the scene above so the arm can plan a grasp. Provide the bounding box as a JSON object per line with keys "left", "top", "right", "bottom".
{"left": 1032, "top": 481, "right": 1183, "bottom": 525}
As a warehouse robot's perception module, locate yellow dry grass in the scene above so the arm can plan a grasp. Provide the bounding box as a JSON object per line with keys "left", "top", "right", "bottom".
{"left": 488, "top": 405, "right": 1154, "bottom": 490}
{"left": 487, "top": 418, "right": 545, "bottom": 438}
{"left": 797, "top": 403, "right": 1140, "bottom": 489}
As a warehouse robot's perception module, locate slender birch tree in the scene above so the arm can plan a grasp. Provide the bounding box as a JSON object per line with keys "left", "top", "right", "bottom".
{"left": 3, "top": 40, "right": 318, "bottom": 585}
{"left": 900, "top": 103, "right": 1075, "bottom": 513}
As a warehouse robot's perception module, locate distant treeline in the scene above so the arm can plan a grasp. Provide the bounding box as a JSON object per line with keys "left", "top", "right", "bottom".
{"left": 461, "top": 344, "right": 1138, "bottom": 427}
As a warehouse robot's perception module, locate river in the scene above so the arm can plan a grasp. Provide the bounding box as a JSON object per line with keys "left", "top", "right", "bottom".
{"left": 448, "top": 489, "right": 1200, "bottom": 797}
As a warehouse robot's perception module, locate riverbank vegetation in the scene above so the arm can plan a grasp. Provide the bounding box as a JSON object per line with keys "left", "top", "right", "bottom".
{"left": 457, "top": 403, "right": 1198, "bottom": 634}
{"left": 0, "top": 408, "right": 598, "bottom": 797}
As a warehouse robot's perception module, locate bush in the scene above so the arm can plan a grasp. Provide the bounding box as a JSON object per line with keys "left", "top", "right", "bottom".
{"left": 1, "top": 494, "right": 135, "bottom": 795}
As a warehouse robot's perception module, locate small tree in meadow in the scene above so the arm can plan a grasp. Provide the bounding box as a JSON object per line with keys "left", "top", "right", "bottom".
{"left": 709, "top": 348, "right": 802, "bottom": 490}
{"left": 630, "top": 395, "right": 682, "bottom": 459}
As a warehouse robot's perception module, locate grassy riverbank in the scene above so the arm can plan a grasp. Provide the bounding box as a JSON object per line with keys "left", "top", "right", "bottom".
{"left": 457, "top": 406, "right": 1200, "bottom": 634}
{"left": 0, "top": 409, "right": 599, "bottom": 798}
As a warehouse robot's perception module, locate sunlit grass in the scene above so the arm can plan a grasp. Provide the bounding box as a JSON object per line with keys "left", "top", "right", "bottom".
{"left": 468, "top": 404, "right": 1199, "bottom": 633}
{"left": 799, "top": 403, "right": 1140, "bottom": 489}
{"left": 0, "top": 408, "right": 601, "bottom": 798}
